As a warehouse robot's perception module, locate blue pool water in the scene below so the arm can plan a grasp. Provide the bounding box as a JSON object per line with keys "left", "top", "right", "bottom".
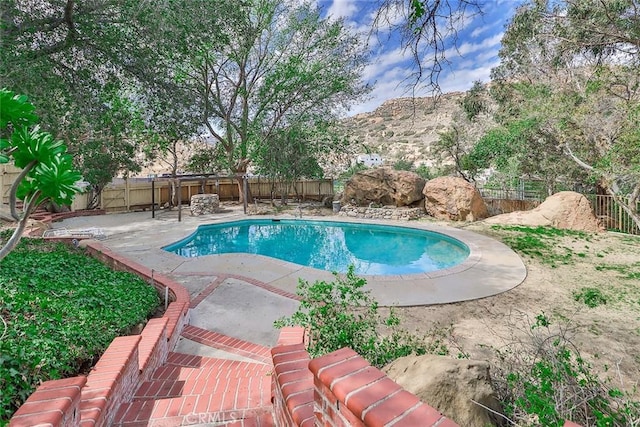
{"left": 163, "top": 219, "right": 469, "bottom": 275}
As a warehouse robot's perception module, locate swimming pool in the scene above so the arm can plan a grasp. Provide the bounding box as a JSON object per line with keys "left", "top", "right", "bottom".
{"left": 164, "top": 219, "right": 470, "bottom": 275}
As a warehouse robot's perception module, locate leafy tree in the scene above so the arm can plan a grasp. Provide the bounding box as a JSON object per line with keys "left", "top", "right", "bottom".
{"left": 0, "top": 1, "right": 166, "bottom": 197}
{"left": 490, "top": 0, "right": 640, "bottom": 227}
{"left": 0, "top": 89, "right": 81, "bottom": 260}
{"left": 253, "top": 121, "right": 344, "bottom": 203}
{"left": 431, "top": 82, "right": 495, "bottom": 182}
{"left": 186, "top": 144, "right": 227, "bottom": 176}
{"left": 162, "top": 0, "right": 370, "bottom": 201}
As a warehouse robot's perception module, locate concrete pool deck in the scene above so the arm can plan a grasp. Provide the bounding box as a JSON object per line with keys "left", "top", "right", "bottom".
{"left": 52, "top": 207, "right": 526, "bottom": 307}
{"left": 47, "top": 207, "right": 527, "bottom": 425}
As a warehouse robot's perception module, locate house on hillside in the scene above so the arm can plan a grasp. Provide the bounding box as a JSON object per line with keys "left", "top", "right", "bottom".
{"left": 354, "top": 153, "right": 383, "bottom": 167}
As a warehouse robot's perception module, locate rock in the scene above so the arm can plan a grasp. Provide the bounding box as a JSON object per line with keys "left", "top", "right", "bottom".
{"left": 423, "top": 176, "right": 488, "bottom": 221}
{"left": 341, "top": 167, "right": 426, "bottom": 207}
{"left": 383, "top": 354, "right": 506, "bottom": 427}
{"left": 338, "top": 204, "right": 424, "bottom": 220}
{"left": 190, "top": 194, "right": 220, "bottom": 216}
{"left": 484, "top": 191, "right": 602, "bottom": 232}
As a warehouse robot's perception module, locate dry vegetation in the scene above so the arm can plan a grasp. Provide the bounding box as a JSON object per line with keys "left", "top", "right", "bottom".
{"left": 396, "top": 220, "right": 640, "bottom": 401}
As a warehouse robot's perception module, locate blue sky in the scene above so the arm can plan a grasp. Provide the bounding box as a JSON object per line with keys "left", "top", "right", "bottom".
{"left": 316, "top": 0, "right": 522, "bottom": 115}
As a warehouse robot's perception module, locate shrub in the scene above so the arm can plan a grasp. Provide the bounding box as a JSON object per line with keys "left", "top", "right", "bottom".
{"left": 415, "top": 164, "right": 432, "bottom": 180}
{"left": 490, "top": 312, "right": 639, "bottom": 426}
{"left": 393, "top": 158, "right": 413, "bottom": 171}
{"left": 573, "top": 287, "right": 607, "bottom": 308}
{"left": 274, "top": 266, "right": 426, "bottom": 368}
{"left": 0, "top": 236, "right": 160, "bottom": 421}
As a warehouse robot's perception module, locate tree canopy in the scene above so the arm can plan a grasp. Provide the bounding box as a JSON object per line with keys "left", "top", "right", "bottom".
{"left": 478, "top": 0, "right": 640, "bottom": 227}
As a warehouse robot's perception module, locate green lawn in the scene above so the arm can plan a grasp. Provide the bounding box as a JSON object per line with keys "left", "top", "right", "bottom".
{"left": 0, "top": 233, "right": 160, "bottom": 422}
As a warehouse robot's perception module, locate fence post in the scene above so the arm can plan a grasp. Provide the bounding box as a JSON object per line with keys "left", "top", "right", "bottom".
{"left": 152, "top": 179, "right": 155, "bottom": 218}
{"left": 243, "top": 175, "right": 248, "bottom": 214}
{"left": 125, "top": 178, "right": 130, "bottom": 212}
{"left": 178, "top": 179, "right": 182, "bottom": 222}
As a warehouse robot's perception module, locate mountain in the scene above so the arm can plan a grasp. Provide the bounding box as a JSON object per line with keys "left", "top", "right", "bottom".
{"left": 339, "top": 92, "right": 466, "bottom": 170}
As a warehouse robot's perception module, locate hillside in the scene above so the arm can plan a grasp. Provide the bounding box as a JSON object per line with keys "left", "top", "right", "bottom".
{"left": 338, "top": 92, "right": 465, "bottom": 171}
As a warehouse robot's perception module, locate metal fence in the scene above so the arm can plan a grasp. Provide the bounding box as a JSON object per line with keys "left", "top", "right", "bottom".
{"left": 586, "top": 194, "right": 640, "bottom": 235}
{"left": 478, "top": 182, "right": 639, "bottom": 235}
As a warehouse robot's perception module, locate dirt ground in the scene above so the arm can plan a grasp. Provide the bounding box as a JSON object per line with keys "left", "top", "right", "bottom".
{"left": 391, "top": 220, "right": 640, "bottom": 399}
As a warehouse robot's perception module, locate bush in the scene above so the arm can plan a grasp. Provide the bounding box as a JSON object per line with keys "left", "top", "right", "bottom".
{"left": 274, "top": 266, "right": 426, "bottom": 368}
{"left": 490, "top": 312, "right": 639, "bottom": 426}
{"left": 573, "top": 287, "right": 607, "bottom": 308}
{"left": 0, "top": 236, "right": 160, "bottom": 421}
{"left": 393, "top": 158, "right": 413, "bottom": 171}
{"left": 415, "top": 164, "right": 432, "bottom": 180}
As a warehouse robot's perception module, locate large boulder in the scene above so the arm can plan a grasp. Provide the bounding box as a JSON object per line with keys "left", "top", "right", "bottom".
{"left": 423, "top": 176, "right": 488, "bottom": 221}
{"left": 342, "top": 167, "right": 425, "bottom": 207}
{"left": 383, "top": 354, "right": 506, "bottom": 427}
{"left": 484, "top": 191, "right": 602, "bottom": 232}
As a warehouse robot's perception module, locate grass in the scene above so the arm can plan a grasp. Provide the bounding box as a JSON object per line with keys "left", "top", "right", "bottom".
{"left": 492, "top": 225, "right": 640, "bottom": 311}
{"left": 490, "top": 225, "right": 591, "bottom": 267}
{"left": 0, "top": 233, "right": 160, "bottom": 422}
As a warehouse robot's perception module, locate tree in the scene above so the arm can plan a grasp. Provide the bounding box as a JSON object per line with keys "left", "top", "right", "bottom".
{"left": 488, "top": 0, "right": 640, "bottom": 226}
{"left": 431, "top": 82, "right": 495, "bottom": 182}
{"left": 0, "top": 0, "right": 183, "bottom": 200}
{"left": 0, "top": 89, "right": 81, "bottom": 260}
{"left": 253, "top": 121, "right": 344, "bottom": 203}
{"left": 163, "top": 0, "right": 370, "bottom": 201}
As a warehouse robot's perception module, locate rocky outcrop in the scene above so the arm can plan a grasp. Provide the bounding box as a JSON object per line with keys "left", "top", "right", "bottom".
{"left": 423, "top": 176, "right": 488, "bottom": 221}
{"left": 384, "top": 354, "right": 506, "bottom": 427}
{"left": 484, "top": 191, "right": 602, "bottom": 232}
{"left": 342, "top": 167, "right": 426, "bottom": 207}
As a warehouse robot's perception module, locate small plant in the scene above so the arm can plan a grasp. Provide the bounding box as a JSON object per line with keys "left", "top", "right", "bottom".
{"left": 415, "top": 164, "right": 432, "bottom": 180}
{"left": 490, "top": 311, "right": 640, "bottom": 426}
{"left": 393, "top": 158, "right": 413, "bottom": 171}
{"left": 274, "top": 266, "right": 426, "bottom": 368}
{"left": 573, "top": 287, "right": 608, "bottom": 308}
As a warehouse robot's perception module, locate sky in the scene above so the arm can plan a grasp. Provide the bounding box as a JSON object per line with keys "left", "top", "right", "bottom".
{"left": 316, "top": 0, "right": 523, "bottom": 115}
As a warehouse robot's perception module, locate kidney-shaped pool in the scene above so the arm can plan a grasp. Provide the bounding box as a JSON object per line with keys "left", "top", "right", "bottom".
{"left": 163, "top": 219, "right": 470, "bottom": 275}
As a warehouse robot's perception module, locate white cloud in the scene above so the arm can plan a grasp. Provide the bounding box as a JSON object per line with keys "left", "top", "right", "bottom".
{"left": 470, "top": 24, "right": 492, "bottom": 38}
{"left": 439, "top": 59, "right": 501, "bottom": 93}
{"left": 326, "top": 0, "right": 359, "bottom": 20}
{"left": 445, "top": 32, "right": 503, "bottom": 58}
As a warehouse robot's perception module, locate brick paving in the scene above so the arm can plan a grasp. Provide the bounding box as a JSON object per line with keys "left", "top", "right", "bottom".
{"left": 112, "top": 274, "right": 280, "bottom": 427}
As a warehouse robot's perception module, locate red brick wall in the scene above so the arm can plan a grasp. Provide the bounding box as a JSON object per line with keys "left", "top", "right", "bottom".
{"left": 271, "top": 328, "right": 456, "bottom": 427}
{"left": 271, "top": 329, "right": 583, "bottom": 427}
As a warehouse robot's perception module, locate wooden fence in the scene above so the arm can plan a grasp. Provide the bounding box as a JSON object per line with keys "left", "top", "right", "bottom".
{"left": 1, "top": 166, "right": 333, "bottom": 213}
{"left": 89, "top": 176, "right": 333, "bottom": 213}
{"left": 0, "top": 164, "right": 23, "bottom": 204}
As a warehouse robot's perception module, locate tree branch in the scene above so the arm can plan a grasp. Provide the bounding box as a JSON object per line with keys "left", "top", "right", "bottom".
{"left": 9, "top": 160, "right": 37, "bottom": 221}
{"left": 564, "top": 143, "right": 594, "bottom": 171}
{"left": 0, "top": 190, "right": 41, "bottom": 262}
